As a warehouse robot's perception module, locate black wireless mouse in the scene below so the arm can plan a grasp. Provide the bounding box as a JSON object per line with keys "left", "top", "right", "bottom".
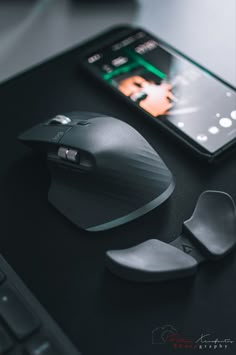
{"left": 19, "top": 112, "right": 175, "bottom": 231}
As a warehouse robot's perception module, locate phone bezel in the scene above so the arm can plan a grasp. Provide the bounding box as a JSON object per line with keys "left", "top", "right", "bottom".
{"left": 78, "top": 26, "right": 236, "bottom": 162}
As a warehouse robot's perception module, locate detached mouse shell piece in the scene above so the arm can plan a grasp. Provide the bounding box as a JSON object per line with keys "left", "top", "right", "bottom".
{"left": 19, "top": 112, "right": 175, "bottom": 231}
{"left": 106, "top": 191, "right": 236, "bottom": 282}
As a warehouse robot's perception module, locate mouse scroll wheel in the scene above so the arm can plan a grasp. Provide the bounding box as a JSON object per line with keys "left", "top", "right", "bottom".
{"left": 58, "top": 147, "right": 79, "bottom": 163}
{"left": 50, "top": 115, "right": 71, "bottom": 125}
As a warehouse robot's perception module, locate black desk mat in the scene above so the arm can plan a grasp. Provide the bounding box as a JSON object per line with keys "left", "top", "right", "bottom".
{"left": 0, "top": 33, "right": 236, "bottom": 355}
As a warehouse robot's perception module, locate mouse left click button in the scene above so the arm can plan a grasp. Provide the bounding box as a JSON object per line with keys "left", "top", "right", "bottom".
{"left": 18, "top": 125, "right": 71, "bottom": 145}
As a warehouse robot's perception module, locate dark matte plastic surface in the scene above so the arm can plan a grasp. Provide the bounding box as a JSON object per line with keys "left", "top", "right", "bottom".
{"left": 20, "top": 112, "right": 174, "bottom": 231}
{"left": 106, "top": 239, "right": 197, "bottom": 282}
{"left": 106, "top": 191, "right": 236, "bottom": 282}
{"left": 0, "top": 27, "right": 236, "bottom": 355}
{"left": 184, "top": 191, "right": 236, "bottom": 259}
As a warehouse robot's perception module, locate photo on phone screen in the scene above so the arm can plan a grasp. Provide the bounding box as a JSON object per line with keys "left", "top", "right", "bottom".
{"left": 83, "top": 30, "right": 236, "bottom": 156}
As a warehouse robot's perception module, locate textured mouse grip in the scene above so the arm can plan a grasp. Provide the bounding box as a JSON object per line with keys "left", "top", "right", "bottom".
{"left": 183, "top": 191, "right": 236, "bottom": 259}
{"left": 106, "top": 239, "right": 197, "bottom": 282}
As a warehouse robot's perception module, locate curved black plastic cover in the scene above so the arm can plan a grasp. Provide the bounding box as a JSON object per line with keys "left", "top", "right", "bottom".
{"left": 20, "top": 111, "right": 175, "bottom": 231}
{"left": 106, "top": 191, "right": 236, "bottom": 283}
{"left": 184, "top": 191, "right": 236, "bottom": 259}
{"left": 46, "top": 113, "right": 175, "bottom": 231}
{"left": 106, "top": 239, "right": 197, "bottom": 282}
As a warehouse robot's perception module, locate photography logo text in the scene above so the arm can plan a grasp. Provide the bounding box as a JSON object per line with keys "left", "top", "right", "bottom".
{"left": 152, "top": 324, "right": 234, "bottom": 351}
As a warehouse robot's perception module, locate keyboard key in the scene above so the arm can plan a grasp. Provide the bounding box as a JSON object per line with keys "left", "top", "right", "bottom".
{"left": 0, "top": 324, "right": 14, "bottom": 353}
{"left": 25, "top": 334, "right": 59, "bottom": 355}
{"left": 0, "top": 255, "right": 81, "bottom": 354}
{"left": 0, "top": 284, "right": 40, "bottom": 340}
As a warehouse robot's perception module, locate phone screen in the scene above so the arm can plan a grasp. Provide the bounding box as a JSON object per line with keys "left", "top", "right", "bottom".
{"left": 83, "top": 30, "right": 236, "bottom": 154}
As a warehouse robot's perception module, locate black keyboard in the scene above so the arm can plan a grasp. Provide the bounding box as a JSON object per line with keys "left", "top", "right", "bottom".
{"left": 0, "top": 254, "right": 81, "bottom": 355}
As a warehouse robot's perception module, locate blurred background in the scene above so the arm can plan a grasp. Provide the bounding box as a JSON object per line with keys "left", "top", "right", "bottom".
{"left": 0, "top": 0, "right": 235, "bottom": 85}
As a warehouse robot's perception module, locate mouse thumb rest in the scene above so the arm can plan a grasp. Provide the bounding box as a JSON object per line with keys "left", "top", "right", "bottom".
{"left": 106, "top": 191, "right": 236, "bottom": 282}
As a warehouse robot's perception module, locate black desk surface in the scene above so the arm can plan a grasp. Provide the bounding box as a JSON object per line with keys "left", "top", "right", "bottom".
{"left": 0, "top": 33, "right": 236, "bottom": 355}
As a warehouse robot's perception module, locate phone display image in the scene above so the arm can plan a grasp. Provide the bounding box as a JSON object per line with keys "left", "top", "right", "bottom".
{"left": 114, "top": 68, "right": 175, "bottom": 117}
{"left": 84, "top": 30, "right": 236, "bottom": 156}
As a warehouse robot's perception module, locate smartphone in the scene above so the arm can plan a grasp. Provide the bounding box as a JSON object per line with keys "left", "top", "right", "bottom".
{"left": 80, "top": 26, "right": 236, "bottom": 161}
